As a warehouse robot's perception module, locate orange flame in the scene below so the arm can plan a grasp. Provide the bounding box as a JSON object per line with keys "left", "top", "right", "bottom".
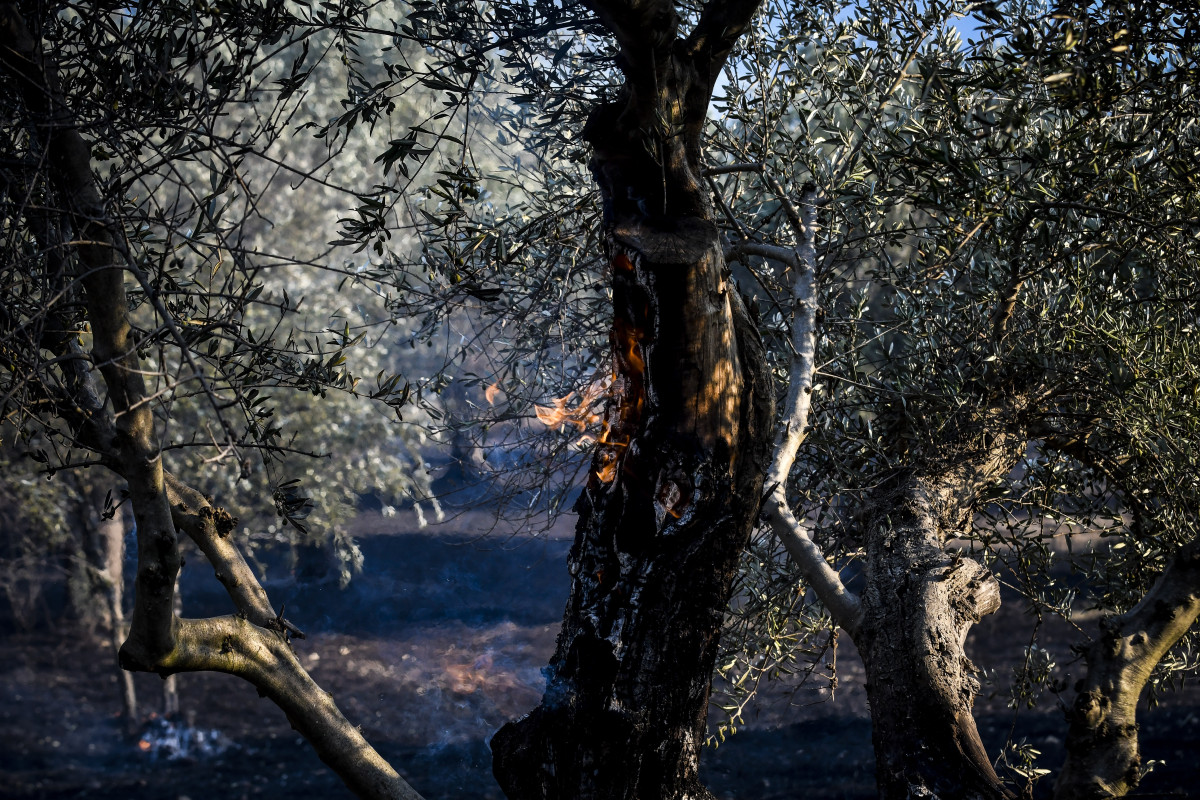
{"left": 484, "top": 382, "right": 501, "bottom": 405}
{"left": 138, "top": 740, "right": 152, "bottom": 751}
{"left": 533, "top": 308, "right": 647, "bottom": 484}
{"left": 533, "top": 378, "right": 609, "bottom": 432}
{"left": 599, "top": 318, "right": 646, "bottom": 484}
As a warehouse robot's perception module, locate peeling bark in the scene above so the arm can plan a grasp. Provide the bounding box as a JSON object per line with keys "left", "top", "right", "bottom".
{"left": 1055, "top": 541, "right": 1200, "bottom": 800}
{"left": 491, "top": 2, "right": 772, "bottom": 798}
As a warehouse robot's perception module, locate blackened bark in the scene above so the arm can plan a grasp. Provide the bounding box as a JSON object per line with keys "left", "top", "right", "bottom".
{"left": 491, "top": 3, "right": 771, "bottom": 798}
{"left": 857, "top": 472, "right": 1012, "bottom": 800}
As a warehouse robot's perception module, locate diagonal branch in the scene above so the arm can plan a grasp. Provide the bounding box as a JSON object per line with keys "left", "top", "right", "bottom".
{"left": 145, "top": 615, "right": 423, "bottom": 800}
{"left": 758, "top": 182, "right": 862, "bottom": 634}
{"left": 162, "top": 471, "right": 304, "bottom": 638}
{"left": 1055, "top": 539, "right": 1200, "bottom": 799}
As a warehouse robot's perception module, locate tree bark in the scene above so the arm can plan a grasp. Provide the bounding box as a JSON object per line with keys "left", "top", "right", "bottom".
{"left": 91, "top": 482, "right": 139, "bottom": 726}
{"left": 856, "top": 471, "right": 1012, "bottom": 800}
{"left": 1054, "top": 540, "right": 1200, "bottom": 800}
{"left": 102, "top": 505, "right": 139, "bottom": 727}
{"left": 491, "top": 2, "right": 771, "bottom": 798}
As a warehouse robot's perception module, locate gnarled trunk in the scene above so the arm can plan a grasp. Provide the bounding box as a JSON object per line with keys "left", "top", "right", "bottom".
{"left": 490, "top": 3, "right": 771, "bottom": 798}
{"left": 857, "top": 472, "right": 1011, "bottom": 800}
{"left": 1055, "top": 541, "right": 1200, "bottom": 800}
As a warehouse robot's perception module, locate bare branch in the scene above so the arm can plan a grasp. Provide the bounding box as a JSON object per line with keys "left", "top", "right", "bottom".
{"left": 143, "top": 616, "right": 424, "bottom": 800}
{"left": 162, "top": 471, "right": 304, "bottom": 638}
{"left": 724, "top": 240, "right": 799, "bottom": 269}
{"left": 757, "top": 182, "right": 863, "bottom": 633}
{"left": 703, "top": 162, "right": 764, "bottom": 176}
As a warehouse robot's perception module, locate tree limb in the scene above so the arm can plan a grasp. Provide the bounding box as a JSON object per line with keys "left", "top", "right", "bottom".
{"left": 1055, "top": 540, "right": 1200, "bottom": 799}
{"left": 162, "top": 471, "right": 305, "bottom": 638}
{"left": 724, "top": 239, "right": 799, "bottom": 269}
{"left": 685, "top": 0, "right": 764, "bottom": 87}
{"left": 135, "top": 615, "right": 423, "bottom": 800}
{"left": 581, "top": 0, "right": 678, "bottom": 55}
{"left": 758, "top": 183, "right": 863, "bottom": 634}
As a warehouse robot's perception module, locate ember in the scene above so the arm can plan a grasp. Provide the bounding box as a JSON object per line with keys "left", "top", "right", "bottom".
{"left": 136, "top": 714, "right": 234, "bottom": 762}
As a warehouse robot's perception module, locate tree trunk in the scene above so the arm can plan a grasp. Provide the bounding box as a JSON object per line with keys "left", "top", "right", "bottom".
{"left": 71, "top": 479, "right": 139, "bottom": 726}
{"left": 101, "top": 507, "right": 139, "bottom": 727}
{"left": 1054, "top": 541, "right": 1200, "bottom": 800}
{"left": 491, "top": 3, "right": 771, "bottom": 798}
{"left": 856, "top": 471, "right": 1012, "bottom": 800}
{"left": 162, "top": 574, "right": 182, "bottom": 718}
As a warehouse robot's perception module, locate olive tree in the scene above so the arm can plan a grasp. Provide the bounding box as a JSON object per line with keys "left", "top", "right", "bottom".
{"left": 401, "top": 0, "right": 1200, "bottom": 797}
{"left": 5, "top": 0, "right": 1200, "bottom": 799}
{"left": 0, "top": 1, "right": 446, "bottom": 796}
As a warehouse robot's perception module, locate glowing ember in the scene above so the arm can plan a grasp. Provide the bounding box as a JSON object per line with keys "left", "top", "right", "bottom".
{"left": 135, "top": 716, "right": 233, "bottom": 761}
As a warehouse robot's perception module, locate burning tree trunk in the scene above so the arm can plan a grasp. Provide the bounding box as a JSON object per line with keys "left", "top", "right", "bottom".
{"left": 490, "top": 2, "right": 773, "bottom": 798}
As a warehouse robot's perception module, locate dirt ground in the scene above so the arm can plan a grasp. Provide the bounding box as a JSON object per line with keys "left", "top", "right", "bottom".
{"left": 1, "top": 510, "right": 1197, "bottom": 799}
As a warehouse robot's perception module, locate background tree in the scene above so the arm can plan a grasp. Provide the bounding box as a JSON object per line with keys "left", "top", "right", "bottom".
{"left": 0, "top": 1, "right": 456, "bottom": 796}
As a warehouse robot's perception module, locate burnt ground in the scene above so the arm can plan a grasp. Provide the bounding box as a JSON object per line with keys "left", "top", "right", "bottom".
{"left": 1, "top": 509, "right": 1198, "bottom": 800}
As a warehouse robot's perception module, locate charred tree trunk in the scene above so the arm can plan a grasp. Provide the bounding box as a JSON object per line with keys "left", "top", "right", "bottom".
{"left": 857, "top": 472, "right": 1012, "bottom": 800}
{"left": 1054, "top": 541, "right": 1200, "bottom": 800}
{"left": 491, "top": 3, "right": 771, "bottom": 798}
